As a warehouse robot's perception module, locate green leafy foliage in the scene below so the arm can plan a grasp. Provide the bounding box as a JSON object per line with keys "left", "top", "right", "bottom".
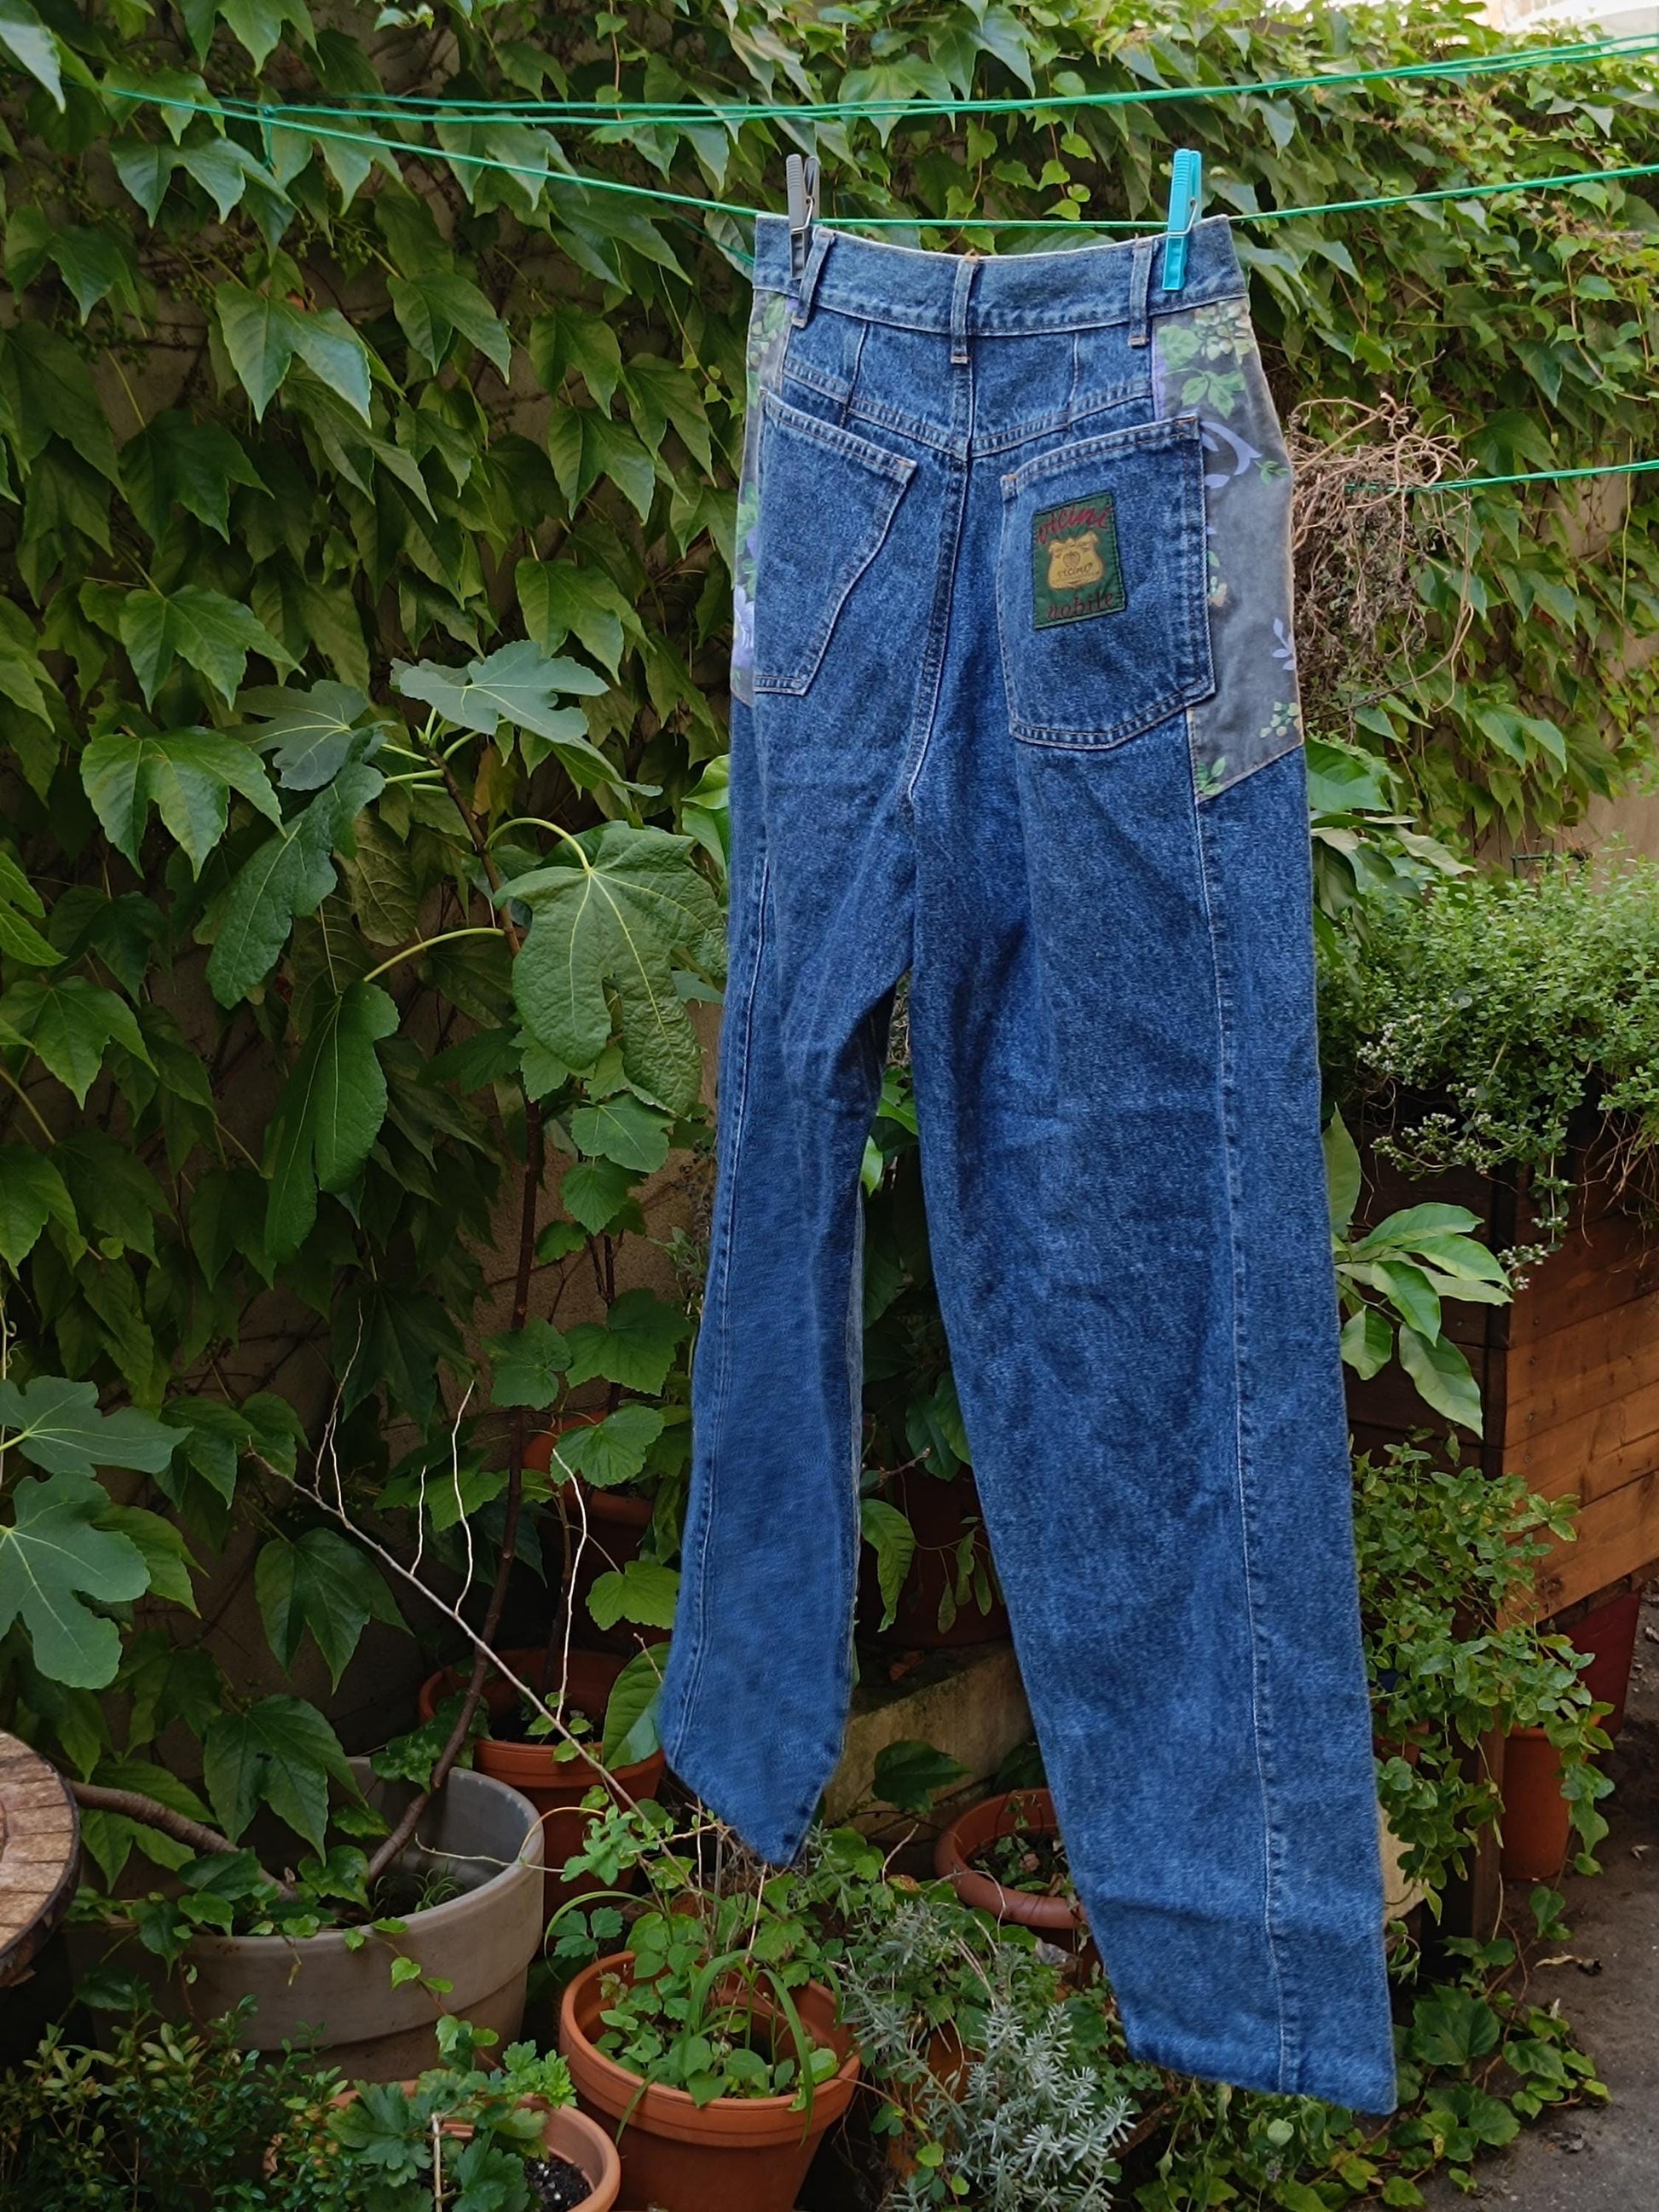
{"left": 1322, "top": 858, "right": 1659, "bottom": 1234}
{"left": 1326, "top": 1109, "right": 1512, "bottom": 1433}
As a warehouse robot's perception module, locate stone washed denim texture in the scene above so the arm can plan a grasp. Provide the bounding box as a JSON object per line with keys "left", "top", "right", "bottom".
{"left": 659, "top": 215, "right": 1396, "bottom": 2112}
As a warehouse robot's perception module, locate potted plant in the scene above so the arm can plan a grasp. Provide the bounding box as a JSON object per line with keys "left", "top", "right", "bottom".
{"left": 550, "top": 1801, "right": 861, "bottom": 2212}
{"left": 1355, "top": 1441, "right": 1613, "bottom": 1907}
{"left": 934, "top": 1788, "right": 1087, "bottom": 1946}
{"left": 68, "top": 1757, "right": 546, "bottom": 2080}
{"left": 415, "top": 1643, "right": 668, "bottom": 1912}
{"left": 276, "top": 2014, "right": 621, "bottom": 2211}
{"left": 1323, "top": 861, "right": 1659, "bottom": 1613}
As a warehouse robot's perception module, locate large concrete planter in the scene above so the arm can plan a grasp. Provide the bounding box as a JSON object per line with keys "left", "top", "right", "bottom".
{"left": 71, "top": 1761, "right": 545, "bottom": 2079}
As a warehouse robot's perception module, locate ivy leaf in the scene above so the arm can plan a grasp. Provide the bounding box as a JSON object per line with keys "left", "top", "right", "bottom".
{"left": 265, "top": 981, "right": 398, "bottom": 1261}
{"left": 559, "top": 1157, "right": 640, "bottom": 1236}
{"left": 510, "top": 823, "right": 722, "bottom": 1113}
{"left": 568, "top": 1094, "right": 672, "bottom": 1174}
{"left": 238, "top": 681, "right": 390, "bottom": 789}
{"left": 118, "top": 586, "right": 292, "bottom": 707}
{"left": 202, "top": 1694, "right": 356, "bottom": 1856}
{"left": 0, "top": 0, "right": 63, "bottom": 108}
{"left": 82, "top": 727, "right": 281, "bottom": 875}
{"left": 0, "top": 847, "right": 60, "bottom": 966}
{"left": 0, "top": 1147, "right": 77, "bottom": 1267}
{"left": 205, "top": 759, "right": 384, "bottom": 1005}
{"left": 100, "top": 1505, "right": 198, "bottom": 1613}
{"left": 389, "top": 271, "right": 512, "bottom": 377}
{"left": 393, "top": 638, "right": 607, "bottom": 741}
{"left": 550, "top": 1403, "right": 664, "bottom": 1488}
{"left": 563, "top": 1288, "right": 690, "bottom": 1395}
{"left": 0, "top": 1375, "right": 177, "bottom": 1477}
{"left": 602, "top": 1643, "right": 666, "bottom": 1765}
{"left": 517, "top": 555, "right": 632, "bottom": 673}
{"left": 0, "top": 976, "right": 153, "bottom": 1106}
{"left": 871, "top": 1739, "right": 969, "bottom": 1816}
{"left": 120, "top": 412, "right": 267, "bottom": 543}
{"left": 255, "top": 1528, "right": 402, "bottom": 1688}
{"left": 859, "top": 1497, "right": 916, "bottom": 1632}
{"left": 0, "top": 1473, "right": 151, "bottom": 1687}
{"left": 587, "top": 1557, "right": 679, "bottom": 1632}
{"left": 214, "top": 282, "right": 372, "bottom": 421}
{"left": 486, "top": 1317, "right": 571, "bottom": 1410}
{"left": 1397, "top": 1325, "right": 1484, "bottom": 1437}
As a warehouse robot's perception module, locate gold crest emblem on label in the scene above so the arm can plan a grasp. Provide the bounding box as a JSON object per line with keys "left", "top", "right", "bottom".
{"left": 1046, "top": 532, "right": 1105, "bottom": 592}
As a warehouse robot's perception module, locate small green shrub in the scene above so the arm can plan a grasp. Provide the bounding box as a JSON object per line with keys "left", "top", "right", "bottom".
{"left": 1321, "top": 859, "right": 1659, "bottom": 1231}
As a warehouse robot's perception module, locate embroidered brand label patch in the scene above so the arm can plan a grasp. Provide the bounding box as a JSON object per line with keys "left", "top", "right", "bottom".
{"left": 1032, "top": 493, "right": 1126, "bottom": 628}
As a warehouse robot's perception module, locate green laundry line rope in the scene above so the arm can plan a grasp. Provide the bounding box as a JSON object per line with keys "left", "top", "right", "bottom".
{"left": 1408, "top": 456, "right": 1659, "bottom": 494}
{"left": 94, "top": 81, "right": 1659, "bottom": 233}
{"left": 101, "top": 26, "right": 1659, "bottom": 126}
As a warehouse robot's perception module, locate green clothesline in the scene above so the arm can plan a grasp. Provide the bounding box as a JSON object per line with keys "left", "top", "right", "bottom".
{"left": 101, "top": 79, "right": 1659, "bottom": 234}
{"left": 89, "top": 61, "right": 1659, "bottom": 504}
{"left": 103, "top": 26, "right": 1659, "bottom": 125}
{"left": 1411, "top": 456, "right": 1659, "bottom": 494}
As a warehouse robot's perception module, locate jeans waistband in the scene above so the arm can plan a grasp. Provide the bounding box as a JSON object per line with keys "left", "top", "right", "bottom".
{"left": 750, "top": 214, "right": 1245, "bottom": 336}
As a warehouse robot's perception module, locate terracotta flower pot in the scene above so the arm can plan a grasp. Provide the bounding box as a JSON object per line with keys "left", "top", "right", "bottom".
{"left": 528, "top": 1427, "right": 670, "bottom": 1657}
{"left": 1566, "top": 1586, "right": 1645, "bottom": 1736}
{"left": 934, "top": 1788, "right": 1086, "bottom": 1943}
{"left": 558, "top": 1953, "right": 859, "bottom": 2212}
{"left": 1500, "top": 1726, "right": 1572, "bottom": 1881}
{"left": 858, "top": 1463, "right": 1009, "bottom": 1649}
{"left": 276, "top": 2087, "right": 621, "bottom": 2209}
{"left": 418, "top": 1645, "right": 665, "bottom": 1916}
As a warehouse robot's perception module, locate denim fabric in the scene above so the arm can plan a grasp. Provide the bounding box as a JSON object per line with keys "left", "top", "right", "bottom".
{"left": 660, "top": 216, "right": 1396, "bottom": 2113}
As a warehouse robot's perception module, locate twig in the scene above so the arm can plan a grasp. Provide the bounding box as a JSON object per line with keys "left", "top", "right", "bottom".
{"left": 67, "top": 1781, "right": 297, "bottom": 1898}
{"left": 361, "top": 1100, "right": 543, "bottom": 1887}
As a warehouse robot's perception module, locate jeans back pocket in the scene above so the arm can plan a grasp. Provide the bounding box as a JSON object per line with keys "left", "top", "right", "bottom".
{"left": 997, "top": 415, "right": 1215, "bottom": 748}
{"left": 752, "top": 390, "right": 916, "bottom": 697}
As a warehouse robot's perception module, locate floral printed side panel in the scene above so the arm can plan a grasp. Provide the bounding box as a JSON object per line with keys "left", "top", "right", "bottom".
{"left": 1153, "top": 296, "right": 1303, "bottom": 801}
{"left": 730, "top": 286, "right": 792, "bottom": 707}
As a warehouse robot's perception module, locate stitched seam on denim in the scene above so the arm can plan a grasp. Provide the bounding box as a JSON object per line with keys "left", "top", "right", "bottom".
{"left": 971, "top": 384, "right": 1153, "bottom": 458}
{"left": 1011, "top": 689, "right": 1205, "bottom": 748}
{"left": 752, "top": 395, "right": 915, "bottom": 695}
{"left": 760, "top": 386, "right": 918, "bottom": 481}
{"left": 901, "top": 448, "right": 972, "bottom": 809}
{"left": 782, "top": 356, "right": 853, "bottom": 407}
{"left": 999, "top": 413, "right": 1200, "bottom": 498}
{"left": 670, "top": 855, "right": 772, "bottom": 1743}
{"left": 1199, "top": 725, "right": 1305, "bottom": 801}
{"left": 801, "top": 278, "right": 1248, "bottom": 339}
{"left": 1191, "top": 787, "right": 1297, "bottom": 2091}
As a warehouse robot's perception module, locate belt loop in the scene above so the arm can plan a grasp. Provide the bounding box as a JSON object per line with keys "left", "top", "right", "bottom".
{"left": 950, "top": 251, "right": 979, "bottom": 366}
{"left": 790, "top": 226, "right": 832, "bottom": 329}
{"left": 1128, "top": 237, "right": 1157, "bottom": 349}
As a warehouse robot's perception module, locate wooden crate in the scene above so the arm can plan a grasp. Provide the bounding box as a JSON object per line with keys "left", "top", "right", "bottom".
{"left": 1345, "top": 1140, "right": 1659, "bottom": 1617}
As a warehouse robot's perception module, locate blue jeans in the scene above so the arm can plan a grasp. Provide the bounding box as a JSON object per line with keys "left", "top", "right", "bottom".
{"left": 660, "top": 217, "right": 1395, "bottom": 2112}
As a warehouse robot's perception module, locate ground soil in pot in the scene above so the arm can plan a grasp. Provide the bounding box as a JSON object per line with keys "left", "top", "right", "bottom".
{"left": 558, "top": 1952, "right": 859, "bottom": 2212}
{"left": 934, "top": 1787, "right": 1088, "bottom": 1942}
{"left": 417, "top": 1646, "right": 666, "bottom": 1915}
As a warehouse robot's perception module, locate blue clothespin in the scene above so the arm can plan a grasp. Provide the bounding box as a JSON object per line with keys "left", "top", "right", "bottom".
{"left": 1161, "top": 149, "right": 1203, "bottom": 293}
